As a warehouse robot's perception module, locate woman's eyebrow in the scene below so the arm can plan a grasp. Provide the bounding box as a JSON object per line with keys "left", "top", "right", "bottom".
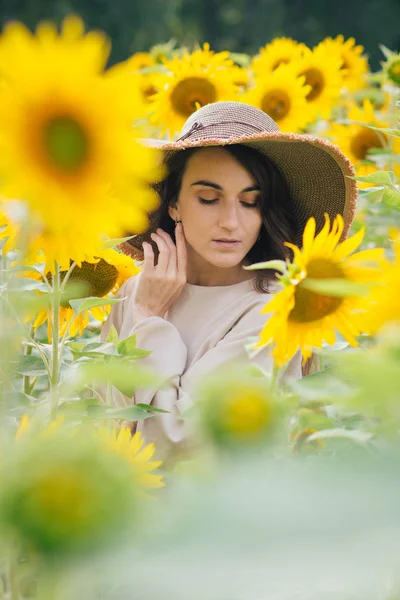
{"left": 190, "top": 180, "right": 260, "bottom": 193}
{"left": 191, "top": 180, "right": 223, "bottom": 190}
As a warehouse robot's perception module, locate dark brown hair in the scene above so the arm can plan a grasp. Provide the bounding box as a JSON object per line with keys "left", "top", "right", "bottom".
{"left": 152, "top": 144, "right": 300, "bottom": 292}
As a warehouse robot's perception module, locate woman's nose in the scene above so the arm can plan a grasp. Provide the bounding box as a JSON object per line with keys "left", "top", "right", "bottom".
{"left": 218, "top": 203, "right": 239, "bottom": 230}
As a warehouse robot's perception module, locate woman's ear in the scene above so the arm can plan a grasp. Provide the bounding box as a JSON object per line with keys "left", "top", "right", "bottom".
{"left": 168, "top": 204, "right": 180, "bottom": 222}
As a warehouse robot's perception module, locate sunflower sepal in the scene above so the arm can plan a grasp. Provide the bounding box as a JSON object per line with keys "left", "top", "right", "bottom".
{"left": 101, "top": 235, "right": 136, "bottom": 249}
{"left": 300, "top": 277, "right": 370, "bottom": 297}
{"left": 244, "top": 259, "right": 288, "bottom": 273}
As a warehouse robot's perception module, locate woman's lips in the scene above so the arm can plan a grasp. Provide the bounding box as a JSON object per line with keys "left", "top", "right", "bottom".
{"left": 212, "top": 240, "right": 240, "bottom": 248}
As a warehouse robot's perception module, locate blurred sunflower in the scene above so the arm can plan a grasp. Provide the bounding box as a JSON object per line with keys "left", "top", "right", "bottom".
{"left": 292, "top": 42, "right": 343, "bottom": 121}
{"left": 32, "top": 248, "right": 139, "bottom": 338}
{"left": 95, "top": 427, "right": 164, "bottom": 491}
{"left": 231, "top": 65, "right": 251, "bottom": 92}
{"left": 0, "top": 431, "right": 135, "bottom": 557}
{"left": 125, "top": 51, "right": 155, "bottom": 71}
{"left": 325, "top": 99, "right": 398, "bottom": 187}
{"left": 322, "top": 35, "right": 369, "bottom": 91}
{"left": 255, "top": 214, "right": 385, "bottom": 365}
{"left": 362, "top": 233, "right": 400, "bottom": 334}
{"left": 150, "top": 43, "right": 240, "bottom": 137}
{"left": 0, "top": 16, "right": 162, "bottom": 268}
{"left": 195, "top": 367, "right": 276, "bottom": 448}
{"left": 0, "top": 209, "right": 18, "bottom": 254}
{"left": 244, "top": 63, "right": 312, "bottom": 132}
{"left": 251, "top": 37, "right": 307, "bottom": 76}
{"left": 15, "top": 417, "right": 164, "bottom": 492}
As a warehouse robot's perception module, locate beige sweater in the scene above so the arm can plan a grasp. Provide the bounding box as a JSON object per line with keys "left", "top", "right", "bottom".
{"left": 101, "top": 273, "right": 301, "bottom": 458}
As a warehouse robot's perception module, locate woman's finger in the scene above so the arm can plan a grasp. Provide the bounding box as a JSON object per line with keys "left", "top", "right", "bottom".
{"left": 156, "top": 229, "right": 177, "bottom": 273}
{"left": 142, "top": 242, "right": 155, "bottom": 271}
{"left": 150, "top": 232, "right": 170, "bottom": 272}
{"left": 175, "top": 222, "right": 187, "bottom": 276}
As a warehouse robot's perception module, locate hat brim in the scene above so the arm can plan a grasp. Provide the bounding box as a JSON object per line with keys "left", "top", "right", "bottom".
{"left": 121, "top": 131, "right": 357, "bottom": 259}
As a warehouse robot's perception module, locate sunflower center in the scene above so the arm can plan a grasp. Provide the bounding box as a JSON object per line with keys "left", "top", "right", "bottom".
{"left": 32, "top": 467, "right": 92, "bottom": 533}
{"left": 289, "top": 258, "right": 345, "bottom": 323}
{"left": 170, "top": 77, "right": 217, "bottom": 117}
{"left": 350, "top": 128, "right": 384, "bottom": 161}
{"left": 43, "top": 116, "right": 89, "bottom": 171}
{"left": 301, "top": 68, "right": 325, "bottom": 101}
{"left": 224, "top": 391, "right": 271, "bottom": 437}
{"left": 261, "top": 89, "right": 291, "bottom": 121}
{"left": 56, "top": 259, "right": 118, "bottom": 306}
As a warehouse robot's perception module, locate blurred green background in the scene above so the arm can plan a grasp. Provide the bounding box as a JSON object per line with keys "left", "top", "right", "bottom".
{"left": 1, "top": 0, "right": 399, "bottom": 68}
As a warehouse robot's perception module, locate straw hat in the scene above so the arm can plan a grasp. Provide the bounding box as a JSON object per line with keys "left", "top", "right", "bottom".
{"left": 120, "top": 101, "right": 357, "bottom": 260}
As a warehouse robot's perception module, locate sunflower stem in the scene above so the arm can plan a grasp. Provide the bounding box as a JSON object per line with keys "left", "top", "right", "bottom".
{"left": 387, "top": 84, "right": 399, "bottom": 172}
{"left": 60, "top": 261, "right": 77, "bottom": 292}
{"left": 270, "top": 362, "right": 282, "bottom": 395}
{"left": 8, "top": 546, "right": 20, "bottom": 600}
{"left": 23, "top": 326, "right": 34, "bottom": 396}
{"left": 50, "top": 262, "right": 61, "bottom": 420}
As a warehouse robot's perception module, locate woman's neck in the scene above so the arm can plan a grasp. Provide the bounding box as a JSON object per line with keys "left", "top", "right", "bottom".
{"left": 186, "top": 252, "right": 254, "bottom": 287}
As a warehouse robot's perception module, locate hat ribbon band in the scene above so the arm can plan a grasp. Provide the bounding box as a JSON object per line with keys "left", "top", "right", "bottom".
{"left": 176, "top": 120, "right": 268, "bottom": 143}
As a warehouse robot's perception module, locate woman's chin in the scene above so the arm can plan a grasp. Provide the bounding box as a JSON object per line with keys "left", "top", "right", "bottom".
{"left": 205, "top": 252, "right": 245, "bottom": 269}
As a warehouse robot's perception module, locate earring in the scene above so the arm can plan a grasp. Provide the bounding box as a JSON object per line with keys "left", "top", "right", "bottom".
{"left": 175, "top": 218, "right": 182, "bottom": 226}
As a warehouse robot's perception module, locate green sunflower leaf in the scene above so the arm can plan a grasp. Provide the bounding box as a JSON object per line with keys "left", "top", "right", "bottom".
{"left": 68, "top": 296, "right": 122, "bottom": 314}
{"left": 106, "top": 325, "right": 119, "bottom": 346}
{"left": 15, "top": 355, "right": 48, "bottom": 376}
{"left": 75, "top": 361, "right": 166, "bottom": 398}
{"left": 382, "top": 186, "right": 400, "bottom": 210}
{"left": 117, "top": 334, "right": 151, "bottom": 358}
{"left": 350, "top": 170, "right": 396, "bottom": 185}
{"left": 364, "top": 124, "right": 400, "bottom": 138}
{"left": 85, "top": 404, "right": 160, "bottom": 421}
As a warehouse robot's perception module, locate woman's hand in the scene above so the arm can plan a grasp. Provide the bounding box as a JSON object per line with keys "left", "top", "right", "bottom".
{"left": 131, "top": 223, "right": 187, "bottom": 324}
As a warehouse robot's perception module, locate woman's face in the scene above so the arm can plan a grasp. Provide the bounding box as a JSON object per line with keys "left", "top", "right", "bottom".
{"left": 169, "top": 147, "right": 263, "bottom": 270}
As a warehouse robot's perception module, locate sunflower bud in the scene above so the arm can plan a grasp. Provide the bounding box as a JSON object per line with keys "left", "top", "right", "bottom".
{"left": 383, "top": 53, "right": 400, "bottom": 86}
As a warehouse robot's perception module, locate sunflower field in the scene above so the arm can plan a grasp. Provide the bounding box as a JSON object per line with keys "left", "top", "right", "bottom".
{"left": 1, "top": 15, "right": 400, "bottom": 599}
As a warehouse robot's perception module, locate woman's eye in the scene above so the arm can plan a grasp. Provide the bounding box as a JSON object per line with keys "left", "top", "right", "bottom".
{"left": 241, "top": 201, "right": 258, "bottom": 208}
{"left": 199, "top": 197, "right": 218, "bottom": 204}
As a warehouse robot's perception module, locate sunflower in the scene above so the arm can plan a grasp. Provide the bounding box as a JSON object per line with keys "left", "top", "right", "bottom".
{"left": 32, "top": 248, "right": 139, "bottom": 338}
{"left": 362, "top": 234, "right": 400, "bottom": 334}
{"left": 0, "top": 208, "right": 18, "bottom": 254}
{"left": 251, "top": 37, "right": 307, "bottom": 76}
{"left": 292, "top": 42, "right": 344, "bottom": 121}
{"left": 325, "top": 99, "right": 399, "bottom": 188}
{"left": 0, "top": 16, "right": 162, "bottom": 268}
{"left": 95, "top": 427, "right": 164, "bottom": 491}
{"left": 254, "top": 214, "right": 385, "bottom": 366}
{"left": 149, "top": 43, "right": 240, "bottom": 137}
{"left": 231, "top": 65, "right": 251, "bottom": 92}
{"left": 195, "top": 367, "right": 276, "bottom": 448}
{"left": 244, "top": 63, "right": 312, "bottom": 132}
{"left": 321, "top": 35, "right": 369, "bottom": 91}
{"left": 14, "top": 417, "right": 164, "bottom": 492}
{"left": 124, "top": 51, "right": 155, "bottom": 71}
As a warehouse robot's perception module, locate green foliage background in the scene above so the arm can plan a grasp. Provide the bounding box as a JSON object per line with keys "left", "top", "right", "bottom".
{"left": 1, "top": 0, "right": 400, "bottom": 68}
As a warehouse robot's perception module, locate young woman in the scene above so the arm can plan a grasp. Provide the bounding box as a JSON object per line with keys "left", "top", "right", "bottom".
{"left": 101, "top": 101, "right": 357, "bottom": 459}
